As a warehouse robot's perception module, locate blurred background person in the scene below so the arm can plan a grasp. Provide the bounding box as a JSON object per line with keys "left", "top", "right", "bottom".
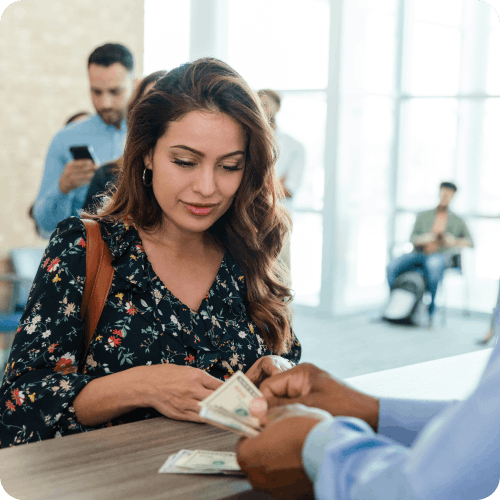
{"left": 259, "top": 89, "right": 305, "bottom": 278}
{"left": 82, "top": 70, "right": 167, "bottom": 213}
{"left": 33, "top": 43, "right": 135, "bottom": 238}
{"left": 259, "top": 89, "right": 305, "bottom": 202}
{"left": 386, "top": 182, "right": 473, "bottom": 325}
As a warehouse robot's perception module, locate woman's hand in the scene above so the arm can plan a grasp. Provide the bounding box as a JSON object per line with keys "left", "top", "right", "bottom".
{"left": 245, "top": 355, "right": 295, "bottom": 387}
{"left": 73, "top": 364, "right": 222, "bottom": 427}
{"left": 139, "top": 364, "right": 223, "bottom": 422}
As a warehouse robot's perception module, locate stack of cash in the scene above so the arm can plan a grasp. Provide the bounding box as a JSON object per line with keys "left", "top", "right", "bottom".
{"left": 198, "top": 371, "right": 264, "bottom": 437}
{"left": 159, "top": 449, "right": 244, "bottom": 476}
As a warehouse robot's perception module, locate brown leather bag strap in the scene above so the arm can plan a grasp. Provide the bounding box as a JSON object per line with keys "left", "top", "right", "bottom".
{"left": 80, "top": 219, "right": 114, "bottom": 371}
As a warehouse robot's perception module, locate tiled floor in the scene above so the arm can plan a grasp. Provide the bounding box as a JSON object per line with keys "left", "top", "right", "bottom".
{"left": 294, "top": 309, "right": 493, "bottom": 379}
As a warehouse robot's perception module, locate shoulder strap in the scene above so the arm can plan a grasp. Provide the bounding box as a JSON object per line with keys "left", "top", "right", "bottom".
{"left": 80, "top": 219, "right": 114, "bottom": 371}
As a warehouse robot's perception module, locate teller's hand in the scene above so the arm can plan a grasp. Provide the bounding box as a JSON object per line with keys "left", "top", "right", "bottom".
{"left": 252, "top": 363, "right": 380, "bottom": 431}
{"left": 237, "top": 404, "right": 331, "bottom": 500}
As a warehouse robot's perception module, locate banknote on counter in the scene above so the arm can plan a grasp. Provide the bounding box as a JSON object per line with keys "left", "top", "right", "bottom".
{"left": 158, "top": 449, "right": 244, "bottom": 476}
{"left": 198, "top": 371, "right": 264, "bottom": 437}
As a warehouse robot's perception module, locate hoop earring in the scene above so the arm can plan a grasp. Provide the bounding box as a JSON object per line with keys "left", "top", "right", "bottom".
{"left": 142, "top": 168, "right": 153, "bottom": 188}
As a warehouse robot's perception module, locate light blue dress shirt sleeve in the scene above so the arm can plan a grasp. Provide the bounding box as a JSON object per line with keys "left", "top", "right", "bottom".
{"left": 33, "top": 134, "right": 75, "bottom": 235}
{"left": 302, "top": 344, "right": 500, "bottom": 500}
{"left": 378, "top": 397, "right": 454, "bottom": 447}
{"left": 33, "top": 115, "right": 126, "bottom": 236}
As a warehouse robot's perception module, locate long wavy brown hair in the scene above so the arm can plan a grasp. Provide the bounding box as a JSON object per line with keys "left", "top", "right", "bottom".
{"left": 95, "top": 58, "right": 293, "bottom": 355}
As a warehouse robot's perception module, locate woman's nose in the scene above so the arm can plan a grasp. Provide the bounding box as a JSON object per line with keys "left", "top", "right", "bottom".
{"left": 193, "top": 166, "right": 216, "bottom": 196}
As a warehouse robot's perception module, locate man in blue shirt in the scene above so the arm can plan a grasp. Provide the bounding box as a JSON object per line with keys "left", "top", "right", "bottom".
{"left": 33, "top": 43, "right": 135, "bottom": 237}
{"left": 237, "top": 341, "right": 500, "bottom": 499}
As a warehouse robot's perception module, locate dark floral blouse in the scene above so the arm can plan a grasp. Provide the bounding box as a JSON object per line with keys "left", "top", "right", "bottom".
{"left": 0, "top": 217, "right": 301, "bottom": 447}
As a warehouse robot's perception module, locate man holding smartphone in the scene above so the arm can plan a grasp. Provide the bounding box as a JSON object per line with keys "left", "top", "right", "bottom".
{"left": 33, "top": 43, "right": 135, "bottom": 237}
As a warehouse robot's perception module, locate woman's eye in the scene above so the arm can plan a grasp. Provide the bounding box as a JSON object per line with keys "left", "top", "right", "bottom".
{"left": 172, "top": 159, "right": 195, "bottom": 167}
{"left": 222, "top": 165, "right": 243, "bottom": 172}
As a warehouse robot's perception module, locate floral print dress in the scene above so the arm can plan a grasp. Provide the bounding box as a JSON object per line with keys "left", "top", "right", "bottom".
{"left": 0, "top": 217, "right": 301, "bottom": 447}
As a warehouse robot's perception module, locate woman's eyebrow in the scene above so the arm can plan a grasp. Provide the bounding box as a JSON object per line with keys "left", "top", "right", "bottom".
{"left": 171, "top": 145, "right": 245, "bottom": 159}
{"left": 219, "top": 151, "right": 245, "bottom": 159}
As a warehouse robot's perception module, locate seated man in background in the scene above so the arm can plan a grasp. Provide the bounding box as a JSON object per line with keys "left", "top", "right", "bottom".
{"left": 386, "top": 182, "right": 473, "bottom": 323}
{"left": 33, "top": 43, "right": 135, "bottom": 237}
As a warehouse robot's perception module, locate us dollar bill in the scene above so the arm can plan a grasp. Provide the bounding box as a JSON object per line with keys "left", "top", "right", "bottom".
{"left": 198, "top": 405, "right": 261, "bottom": 437}
{"left": 158, "top": 449, "right": 244, "bottom": 476}
{"left": 198, "top": 371, "right": 263, "bottom": 436}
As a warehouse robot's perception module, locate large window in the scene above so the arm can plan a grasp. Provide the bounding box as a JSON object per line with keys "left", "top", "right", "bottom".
{"left": 143, "top": 0, "right": 190, "bottom": 74}
{"left": 226, "top": 0, "right": 329, "bottom": 91}
{"left": 397, "top": 99, "right": 458, "bottom": 209}
{"left": 330, "top": 0, "right": 398, "bottom": 312}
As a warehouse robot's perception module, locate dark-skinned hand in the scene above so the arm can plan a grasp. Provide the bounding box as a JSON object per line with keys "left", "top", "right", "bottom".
{"left": 237, "top": 404, "right": 332, "bottom": 500}
{"left": 253, "top": 363, "right": 379, "bottom": 431}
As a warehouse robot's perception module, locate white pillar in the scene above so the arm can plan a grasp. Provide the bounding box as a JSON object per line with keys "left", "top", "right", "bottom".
{"left": 189, "top": 0, "right": 228, "bottom": 61}
{"left": 319, "top": 0, "right": 344, "bottom": 316}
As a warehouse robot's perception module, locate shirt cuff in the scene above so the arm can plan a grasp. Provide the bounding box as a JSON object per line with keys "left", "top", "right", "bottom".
{"left": 378, "top": 397, "right": 454, "bottom": 447}
{"left": 303, "top": 417, "right": 377, "bottom": 484}
{"left": 302, "top": 418, "right": 336, "bottom": 484}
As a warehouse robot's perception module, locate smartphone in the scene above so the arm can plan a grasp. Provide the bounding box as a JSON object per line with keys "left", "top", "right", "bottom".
{"left": 69, "top": 145, "right": 99, "bottom": 164}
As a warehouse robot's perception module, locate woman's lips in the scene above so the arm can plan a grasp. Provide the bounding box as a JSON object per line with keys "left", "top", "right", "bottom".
{"left": 185, "top": 204, "right": 215, "bottom": 215}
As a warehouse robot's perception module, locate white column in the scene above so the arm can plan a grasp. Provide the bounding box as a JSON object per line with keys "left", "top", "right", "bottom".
{"left": 387, "top": 0, "right": 406, "bottom": 260}
{"left": 189, "top": 0, "right": 228, "bottom": 61}
{"left": 319, "top": 0, "right": 344, "bottom": 316}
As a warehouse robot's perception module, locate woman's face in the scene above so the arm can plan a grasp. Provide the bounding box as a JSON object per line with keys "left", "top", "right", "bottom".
{"left": 145, "top": 110, "right": 247, "bottom": 236}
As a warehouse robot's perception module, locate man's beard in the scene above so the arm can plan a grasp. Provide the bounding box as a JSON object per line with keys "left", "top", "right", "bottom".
{"left": 98, "top": 109, "right": 124, "bottom": 127}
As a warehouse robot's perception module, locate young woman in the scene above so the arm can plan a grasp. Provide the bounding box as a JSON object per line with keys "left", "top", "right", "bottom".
{"left": 0, "top": 58, "right": 301, "bottom": 447}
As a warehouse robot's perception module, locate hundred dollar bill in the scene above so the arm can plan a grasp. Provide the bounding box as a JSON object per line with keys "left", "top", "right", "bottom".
{"left": 176, "top": 449, "right": 241, "bottom": 471}
{"left": 198, "top": 371, "right": 263, "bottom": 431}
{"left": 199, "top": 405, "right": 261, "bottom": 437}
